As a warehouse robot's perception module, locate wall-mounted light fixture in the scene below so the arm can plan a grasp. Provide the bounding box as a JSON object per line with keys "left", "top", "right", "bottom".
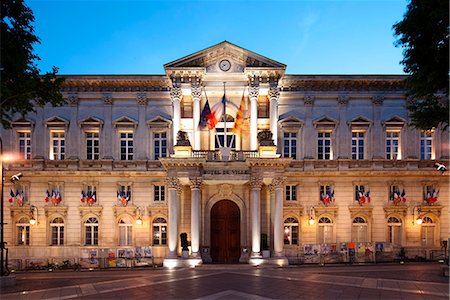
{"left": 29, "top": 205, "right": 38, "bottom": 225}
{"left": 412, "top": 205, "right": 423, "bottom": 225}
{"left": 136, "top": 206, "right": 143, "bottom": 225}
{"left": 308, "top": 206, "right": 315, "bottom": 225}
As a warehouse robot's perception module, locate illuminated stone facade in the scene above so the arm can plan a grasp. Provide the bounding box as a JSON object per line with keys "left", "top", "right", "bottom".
{"left": 1, "top": 42, "right": 448, "bottom": 268}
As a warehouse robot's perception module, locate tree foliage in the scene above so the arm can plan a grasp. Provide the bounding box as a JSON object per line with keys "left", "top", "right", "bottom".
{"left": 1, "top": 0, "right": 65, "bottom": 129}
{"left": 393, "top": 0, "right": 449, "bottom": 130}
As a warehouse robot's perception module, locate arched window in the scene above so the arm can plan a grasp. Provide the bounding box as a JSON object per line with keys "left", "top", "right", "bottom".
{"left": 284, "top": 217, "right": 299, "bottom": 245}
{"left": 16, "top": 217, "right": 30, "bottom": 245}
{"left": 352, "top": 217, "right": 368, "bottom": 243}
{"left": 318, "top": 217, "right": 333, "bottom": 243}
{"left": 387, "top": 216, "right": 402, "bottom": 245}
{"left": 152, "top": 217, "right": 167, "bottom": 245}
{"left": 421, "top": 216, "right": 435, "bottom": 246}
{"left": 215, "top": 114, "right": 236, "bottom": 150}
{"left": 118, "top": 218, "right": 133, "bottom": 246}
{"left": 84, "top": 217, "right": 98, "bottom": 245}
{"left": 50, "top": 217, "right": 64, "bottom": 246}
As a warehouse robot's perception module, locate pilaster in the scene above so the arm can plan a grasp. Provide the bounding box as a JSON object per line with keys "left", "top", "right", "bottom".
{"left": 249, "top": 82, "right": 259, "bottom": 150}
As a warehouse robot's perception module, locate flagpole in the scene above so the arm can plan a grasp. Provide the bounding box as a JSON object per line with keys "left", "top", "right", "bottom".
{"left": 223, "top": 82, "right": 227, "bottom": 148}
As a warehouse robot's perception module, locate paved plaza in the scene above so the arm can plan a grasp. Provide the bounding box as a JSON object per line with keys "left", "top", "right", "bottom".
{"left": 1, "top": 263, "right": 449, "bottom": 299}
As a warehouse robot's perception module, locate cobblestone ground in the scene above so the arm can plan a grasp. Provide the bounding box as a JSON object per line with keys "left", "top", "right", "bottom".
{"left": 1, "top": 263, "right": 448, "bottom": 299}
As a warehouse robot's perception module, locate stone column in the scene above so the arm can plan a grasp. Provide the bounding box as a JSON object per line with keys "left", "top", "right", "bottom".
{"left": 250, "top": 176, "right": 263, "bottom": 256}
{"left": 268, "top": 82, "right": 280, "bottom": 147}
{"left": 371, "top": 96, "right": 384, "bottom": 159}
{"left": 191, "top": 84, "right": 202, "bottom": 150}
{"left": 33, "top": 106, "right": 45, "bottom": 159}
{"left": 271, "top": 177, "right": 285, "bottom": 256}
{"left": 303, "top": 96, "right": 315, "bottom": 159}
{"left": 170, "top": 85, "right": 182, "bottom": 146}
{"left": 136, "top": 94, "right": 147, "bottom": 160}
{"left": 190, "top": 177, "right": 202, "bottom": 257}
{"left": 67, "top": 95, "right": 79, "bottom": 159}
{"left": 102, "top": 95, "right": 113, "bottom": 159}
{"left": 249, "top": 83, "right": 259, "bottom": 150}
{"left": 166, "top": 177, "right": 180, "bottom": 258}
{"left": 337, "top": 95, "right": 349, "bottom": 159}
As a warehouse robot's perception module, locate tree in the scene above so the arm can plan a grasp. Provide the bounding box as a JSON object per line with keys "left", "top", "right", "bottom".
{"left": 1, "top": 0, "right": 65, "bottom": 129}
{"left": 393, "top": 0, "right": 449, "bottom": 130}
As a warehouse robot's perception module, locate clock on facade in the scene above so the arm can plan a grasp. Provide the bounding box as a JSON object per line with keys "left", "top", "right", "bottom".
{"left": 219, "top": 59, "right": 231, "bottom": 71}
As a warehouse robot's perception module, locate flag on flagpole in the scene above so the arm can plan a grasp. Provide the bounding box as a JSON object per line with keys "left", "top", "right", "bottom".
{"left": 81, "top": 191, "right": 86, "bottom": 203}
{"left": 199, "top": 98, "right": 212, "bottom": 129}
{"left": 45, "top": 190, "right": 50, "bottom": 203}
{"left": 208, "top": 94, "right": 226, "bottom": 130}
{"left": 231, "top": 94, "right": 246, "bottom": 134}
{"left": 9, "top": 190, "right": 14, "bottom": 203}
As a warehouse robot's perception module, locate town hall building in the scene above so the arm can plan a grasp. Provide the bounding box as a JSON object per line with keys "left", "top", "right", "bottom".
{"left": 1, "top": 41, "right": 448, "bottom": 269}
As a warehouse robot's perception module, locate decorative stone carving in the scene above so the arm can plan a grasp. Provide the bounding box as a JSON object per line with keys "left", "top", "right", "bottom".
{"left": 371, "top": 95, "right": 384, "bottom": 106}
{"left": 337, "top": 95, "right": 349, "bottom": 105}
{"left": 249, "top": 176, "right": 263, "bottom": 189}
{"left": 248, "top": 84, "right": 259, "bottom": 99}
{"left": 166, "top": 177, "right": 180, "bottom": 189}
{"left": 170, "top": 86, "right": 182, "bottom": 101}
{"left": 304, "top": 95, "right": 315, "bottom": 106}
{"left": 136, "top": 93, "right": 147, "bottom": 105}
{"left": 271, "top": 176, "right": 286, "bottom": 189}
{"left": 268, "top": 86, "right": 280, "bottom": 100}
{"left": 189, "top": 177, "right": 203, "bottom": 189}
{"left": 257, "top": 130, "right": 275, "bottom": 146}
{"left": 66, "top": 95, "right": 79, "bottom": 106}
{"left": 191, "top": 85, "right": 202, "bottom": 99}
{"left": 103, "top": 95, "right": 113, "bottom": 105}
{"left": 218, "top": 184, "right": 233, "bottom": 197}
{"left": 175, "top": 130, "right": 191, "bottom": 146}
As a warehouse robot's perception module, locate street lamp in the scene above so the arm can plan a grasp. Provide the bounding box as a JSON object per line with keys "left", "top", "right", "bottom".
{"left": 1, "top": 137, "right": 22, "bottom": 277}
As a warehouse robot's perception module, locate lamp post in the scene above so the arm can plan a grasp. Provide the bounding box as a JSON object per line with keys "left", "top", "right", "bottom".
{"left": 0, "top": 137, "right": 7, "bottom": 277}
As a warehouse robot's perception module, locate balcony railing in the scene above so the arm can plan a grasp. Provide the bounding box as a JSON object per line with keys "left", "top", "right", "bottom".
{"left": 192, "top": 150, "right": 258, "bottom": 161}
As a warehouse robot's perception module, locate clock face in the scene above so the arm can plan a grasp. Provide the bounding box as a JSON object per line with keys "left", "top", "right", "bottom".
{"left": 219, "top": 59, "right": 231, "bottom": 71}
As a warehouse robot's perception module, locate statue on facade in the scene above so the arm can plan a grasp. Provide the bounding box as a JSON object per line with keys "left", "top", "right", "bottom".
{"left": 257, "top": 130, "right": 275, "bottom": 146}
{"left": 175, "top": 130, "right": 191, "bottom": 146}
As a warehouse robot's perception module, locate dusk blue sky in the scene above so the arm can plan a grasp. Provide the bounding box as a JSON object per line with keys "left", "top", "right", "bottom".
{"left": 28, "top": 0, "right": 408, "bottom": 75}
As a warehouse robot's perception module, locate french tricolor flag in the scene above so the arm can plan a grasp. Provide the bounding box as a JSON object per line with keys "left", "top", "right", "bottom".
{"left": 207, "top": 94, "right": 226, "bottom": 130}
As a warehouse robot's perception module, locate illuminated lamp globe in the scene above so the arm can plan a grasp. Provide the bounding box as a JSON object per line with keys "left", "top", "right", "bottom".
{"left": 308, "top": 218, "right": 315, "bottom": 225}
{"left": 29, "top": 218, "right": 37, "bottom": 225}
{"left": 136, "top": 217, "right": 143, "bottom": 225}
{"left": 415, "top": 218, "right": 423, "bottom": 225}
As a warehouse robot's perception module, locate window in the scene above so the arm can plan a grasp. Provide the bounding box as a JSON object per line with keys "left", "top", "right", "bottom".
{"left": 50, "top": 131, "right": 65, "bottom": 160}
{"left": 50, "top": 217, "right": 64, "bottom": 246}
{"left": 421, "top": 217, "right": 435, "bottom": 246}
{"left": 120, "top": 132, "right": 134, "bottom": 160}
{"left": 354, "top": 185, "right": 369, "bottom": 204}
{"left": 319, "top": 185, "right": 334, "bottom": 205}
{"left": 215, "top": 115, "right": 236, "bottom": 150}
{"left": 389, "top": 185, "right": 401, "bottom": 201}
{"left": 16, "top": 217, "right": 30, "bottom": 245}
{"left": 284, "top": 217, "right": 299, "bottom": 245}
{"left": 181, "top": 96, "right": 193, "bottom": 118}
{"left": 153, "top": 217, "right": 167, "bottom": 245}
{"left": 84, "top": 217, "right": 98, "bottom": 245}
{"left": 154, "top": 185, "right": 165, "bottom": 202}
{"left": 118, "top": 218, "right": 133, "bottom": 246}
{"left": 283, "top": 132, "right": 297, "bottom": 159}
{"left": 420, "top": 131, "right": 433, "bottom": 160}
{"left": 351, "top": 131, "right": 365, "bottom": 160}
{"left": 285, "top": 185, "right": 297, "bottom": 201}
{"left": 317, "top": 132, "right": 331, "bottom": 160}
{"left": 318, "top": 217, "right": 333, "bottom": 243}
{"left": 154, "top": 132, "right": 167, "bottom": 160}
{"left": 257, "top": 96, "right": 269, "bottom": 118}
{"left": 352, "top": 217, "right": 368, "bottom": 243}
{"left": 386, "top": 131, "right": 399, "bottom": 160}
{"left": 86, "top": 132, "right": 100, "bottom": 160}
{"left": 387, "top": 217, "right": 401, "bottom": 245}
{"left": 18, "top": 131, "right": 32, "bottom": 160}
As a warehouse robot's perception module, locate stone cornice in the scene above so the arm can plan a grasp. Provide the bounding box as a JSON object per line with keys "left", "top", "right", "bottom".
{"left": 159, "top": 158, "right": 205, "bottom": 169}
{"left": 246, "top": 158, "right": 292, "bottom": 168}
{"left": 61, "top": 76, "right": 171, "bottom": 92}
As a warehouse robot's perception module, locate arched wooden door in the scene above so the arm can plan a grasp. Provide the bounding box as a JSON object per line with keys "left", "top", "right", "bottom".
{"left": 210, "top": 200, "right": 240, "bottom": 263}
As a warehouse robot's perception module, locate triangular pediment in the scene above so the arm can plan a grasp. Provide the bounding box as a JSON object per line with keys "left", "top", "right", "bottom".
{"left": 147, "top": 116, "right": 172, "bottom": 128}
{"left": 313, "top": 116, "right": 338, "bottom": 127}
{"left": 113, "top": 116, "right": 138, "bottom": 128}
{"left": 279, "top": 116, "right": 304, "bottom": 128}
{"left": 383, "top": 116, "right": 406, "bottom": 127}
{"left": 45, "top": 116, "right": 69, "bottom": 127}
{"left": 348, "top": 116, "right": 372, "bottom": 126}
{"left": 11, "top": 117, "right": 35, "bottom": 127}
{"left": 78, "top": 116, "right": 104, "bottom": 127}
{"left": 164, "top": 41, "right": 286, "bottom": 76}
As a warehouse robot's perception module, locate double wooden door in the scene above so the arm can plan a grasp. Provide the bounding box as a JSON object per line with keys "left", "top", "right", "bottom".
{"left": 210, "top": 200, "right": 240, "bottom": 263}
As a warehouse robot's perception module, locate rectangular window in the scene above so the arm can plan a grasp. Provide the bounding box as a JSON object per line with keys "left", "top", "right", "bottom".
{"left": 285, "top": 185, "right": 297, "bottom": 201}
{"left": 354, "top": 185, "right": 365, "bottom": 201}
{"left": 51, "top": 226, "right": 64, "bottom": 246}
{"left": 386, "top": 131, "right": 399, "bottom": 160}
{"left": 317, "top": 132, "right": 331, "bottom": 160}
{"left": 86, "top": 132, "right": 100, "bottom": 160}
{"left": 154, "top": 185, "right": 165, "bottom": 202}
{"left": 389, "top": 185, "right": 401, "bottom": 201}
{"left": 420, "top": 131, "right": 433, "bottom": 160}
{"left": 153, "top": 225, "right": 167, "bottom": 245}
{"left": 120, "top": 132, "right": 134, "bottom": 160}
{"left": 283, "top": 132, "right": 297, "bottom": 159}
{"left": 50, "top": 131, "right": 65, "bottom": 160}
{"left": 154, "top": 132, "right": 167, "bottom": 160}
{"left": 351, "top": 131, "right": 365, "bottom": 160}
{"left": 389, "top": 225, "right": 401, "bottom": 245}
{"left": 17, "top": 225, "right": 30, "bottom": 245}
{"left": 257, "top": 96, "right": 269, "bottom": 118}
{"left": 119, "top": 225, "right": 132, "bottom": 246}
{"left": 18, "top": 131, "right": 32, "bottom": 160}
{"left": 181, "top": 96, "right": 193, "bottom": 118}
{"left": 215, "top": 128, "right": 236, "bottom": 150}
